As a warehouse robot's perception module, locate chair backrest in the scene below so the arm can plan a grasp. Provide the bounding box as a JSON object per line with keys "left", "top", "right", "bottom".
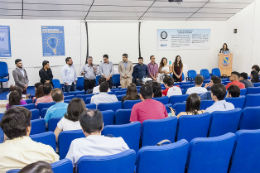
{"left": 85, "top": 97, "right": 91, "bottom": 104}
{"left": 169, "top": 94, "right": 189, "bottom": 105}
{"left": 208, "top": 108, "right": 242, "bottom": 137}
{"left": 182, "top": 72, "right": 185, "bottom": 81}
{"left": 200, "top": 69, "right": 211, "bottom": 79}
{"left": 187, "top": 70, "right": 197, "bottom": 81}
{"left": 77, "top": 149, "right": 136, "bottom": 173}
{"left": 30, "top": 119, "right": 46, "bottom": 135}
{"left": 200, "top": 100, "right": 214, "bottom": 110}
{"left": 115, "top": 109, "right": 132, "bottom": 125}
{"left": 211, "top": 68, "right": 221, "bottom": 77}
{"left": 58, "top": 129, "right": 85, "bottom": 159}
{"left": 76, "top": 77, "right": 84, "bottom": 91}
{"left": 253, "top": 83, "right": 260, "bottom": 87}
{"left": 247, "top": 87, "right": 260, "bottom": 94}
{"left": 116, "top": 94, "right": 125, "bottom": 101}
{"left": 186, "top": 133, "right": 236, "bottom": 173}
{"left": 97, "top": 101, "right": 122, "bottom": 113}
{"left": 229, "top": 130, "right": 260, "bottom": 173}
{"left": 152, "top": 96, "right": 169, "bottom": 105}
{"left": 244, "top": 94, "right": 260, "bottom": 108}
{"left": 40, "top": 108, "right": 48, "bottom": 118}
{"left": 85, "top": 103, "right": 96, "bottom": 109}
{"left": 112, "top": 74, "right": 121, "bottom": 87}
{"left": 172, "top": 103, "right": 186, "bottom": 115}
{"left": 51, "top": 159, "right": 73, "bottom": 173}
{"left": 177, "top": 113, "right": 211, "bottom": 142}
{"left": 30, "top": 109, "right": 40, "bottom": 120}
{"left": 136, "top": 139, "right": 189, "bottom": 173}
{"left": 48, "top": 117, "right": 62, "bottom": 132}
{"left": 64, "top": 95, "right": 74, "bottom": 100}
{"left": 0, "top": 113, "right": 4, "bottom": 143}
{"left": 25, "top": 99, "right": 32, "bottom": 104}
{"left": 225, "top": 96, "right": 246, "bottom": 109}
{"left": 69, "top": 91, "right": 85, "bottom": 96}
{"left": 64, "top": 99, "right": 71, "bottom": 104}
{"left": 0, "top": 61, "right": 8, "bottom": 77}
{"left": 181, "top": 84, "right": 195, "bottom": 90}
{"left": 52, "top": 79, "right": 62, "bottom": 89}
{"left": 37, "top": 102, "right": 55, "bottom": 112}
{"left": 95, "top": 75, "right": 101, "bottom": 86}
{"left": 123, "top": 100, "right": 141, "bottom": 109}
{"left": 115, "top": 90, "right": 127, "bottom": 95}
{"left": 141, "top": 116, "right": 178, "bottom": 147}
{"left": 13, "top": 103, "right": 35, "bottom": 110}
{"left": 101, "top": 110, "right": 114, "bottom": 126}
{"left": 30, "top": 132, "right": 56, "bottom": 151}
{"left": 103, "top": 122, "right": 141, "bottom": 153}
{"left": 239, "top": 107, "right": 260, "bottom": 130}
{"left": 75, "top": 94, "right": 89, "bottom": 101}
{"left": 240, "top": 88, "right": 247, "bottom": 96}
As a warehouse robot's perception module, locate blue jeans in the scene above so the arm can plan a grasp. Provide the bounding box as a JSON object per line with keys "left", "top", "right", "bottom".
{"left": 64, "top": 82, "right": 76, "bottom": 94}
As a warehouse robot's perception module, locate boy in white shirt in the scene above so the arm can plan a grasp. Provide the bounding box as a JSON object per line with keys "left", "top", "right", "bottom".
{"left": 162, "top": 76, "right": 182, "bottom": 97}
{"left": 186, "top": 75, "right": 207, "bottom": 95}
{"left": 93, "top": 77, "right": 111, "bottom": 94}
{"left": 91, "top": 82, "right": 118, "bottom": 105}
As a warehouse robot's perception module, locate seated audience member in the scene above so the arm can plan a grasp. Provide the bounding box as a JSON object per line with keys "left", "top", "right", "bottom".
{"left": 32, "top": 85, "right": 44, "bottom": 103}
{"left": 44, "top": 88, "right": 68, "bottom": 124}
{"left": 121, "top": 83, "right": 140, "bottom": 102}
{"left": 35, "top": 83, "right": 53, "bottom": 106}
{"left": 250, "top": 70, "right": 260, "bottom": 83}
{"left": 177, "top": 93, "right": 205, "bottom": 118}
{"left": 226, "top": 85, "right": 240, "bottom": 98}
{"left": 239, "top": 72, "right": 254, "bottom": 88}
{"left": 152, "top": 82, "right": 162, "bottom": 98}
{"left": 186, "top": 75, "right": 207, "bottom": 94}
{"left": 66, "top": 109, "right": 129, "bottom": 167}
{"left": 205, "top": 84, "right": 235, "bottom": 113}
{"left": 18, "top": 161, "right": 53, "bottom": 173}
{"left": 0, "top": 107, "right": 59, "bottom": 172}
{"left": 54, "top": 98, "right": 86, "bottom": 142}
{"left": 200, "top": 76, "right": 222, "bottom": 100}
{"left": 130, "top": 84, "right": 168, "bottom": 124}
{"left": 252, "top": 64, "right": 260, "bottom": 75}
{"left": 6, "top": 85, "right": 17, "bottom": 100}
{"left": 226, "top": 71, "right": 245, "bottom": 89}
{"left": 162, "top": 76, "right": 182, "bottom": 97}
{"left": 93, "top": 77, "right": 111, "bottom": 94}
{"left": 6, "top": 90, "right": 27, "bottom": 110}
{"left": 91, "top": 82, "right": 118, "bottom": 105}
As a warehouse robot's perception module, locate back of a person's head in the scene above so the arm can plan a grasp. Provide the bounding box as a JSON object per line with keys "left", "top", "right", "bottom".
{"left": 186, "top": 93, "right": 201, "bottom": 114}
{"left": 65, "top": 98, "right": 86, "bottom": 122}
{"left": 163, "top": 76, "right": 174, "bottom": 87}
{"left": 51, "top": 88, "right": 64, "bottom": 102}
{"left": 152, "top": 82, "right": 162, "bottom": 98}
{"left": 0, "top": 107, "right": 31, "bottom": 140}
{"left": 79, "top": 109, "right": 103, "bottom": 134}
{"left": 194, "top": 75, "right": 204, "bottom": 86}
{"left": 211, "top": 76, "right": 221, "bottom": 85}
{"left": 9, "top": 90, "right": 21, "bottom": 106}
{"left": 9, "top": 85, "right": 17, "bottom": 91}
{"left": 98, "top": 77, "right": 106, "bottom": 85}
{"left": 99, "top": 82, "right": 109, "bottom": 92}
{"left": 126, "top": 83, "right": 138, "bottom": 96}
{"left": 140, "top": 83, "right": 153, "bottom": 100}
{"left": 240, "top": 72, "right": 248, "bottom": 80}
{"left": 18, "top": 161, "right": 53, "bottom": 173}
{"left": 252, "top": 65, "right": 260, "bottom": 73}
{"left": 211, "top": 84, "right": 226, "bottom": 101}
{"left": 227, "top": 85, "right": 240, "bottom": 97}
{"left": 43, "top": 83, "right": 52, "bottom": 95}
{"left": 35, "top": 85, "right": 44, "bottom": 98}
{"left": 34, "top": 82, "right": 42, "bottom": 89}
{"left": 251, "top": 70, "right": 260, "bottom": 82}
{"left": 231, "top": 71, "right": 240, "bottom": 80}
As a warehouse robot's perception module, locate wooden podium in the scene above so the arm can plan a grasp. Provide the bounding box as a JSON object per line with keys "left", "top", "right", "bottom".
{"left": 218, "top": 53, "right": 233, "bottom": 76}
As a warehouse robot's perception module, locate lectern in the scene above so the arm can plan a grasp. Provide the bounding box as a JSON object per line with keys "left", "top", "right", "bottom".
{"left": 218, "top": 53, "right": 233, "bottom": 76}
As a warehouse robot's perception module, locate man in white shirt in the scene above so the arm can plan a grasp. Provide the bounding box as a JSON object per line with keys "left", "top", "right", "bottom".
{"left": 162, "top": 76, "right": 182, "bottom": 97}
{"left": 186, "top": 75, "right": 207, "bottom": 95}
{"left": 93, "top": 77, "right": 111, "bottom": 94}
{"left": 91, "top": 82, "right": 118, "bottom": 105}
{"left": 66, "top": 109, "right": 129, "bottom": 167}
{"left": 61, "top": 57, "right": 77, "bottom": 94}
{"left": 206, "top": 84, "right": 235, "bottom": 113}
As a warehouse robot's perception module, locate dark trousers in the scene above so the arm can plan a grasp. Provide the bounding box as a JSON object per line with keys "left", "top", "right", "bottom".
{"left": 64, "top": 82, "right": 76, "bottom": 94}
{"left": 84, "top": 79, "right": 96, "bottom": 93}
{"left": 107, "top": 78, "right": 113, "bottom": 89}
{"left": 136, "top": 79, "right": 143, "bottom": 86}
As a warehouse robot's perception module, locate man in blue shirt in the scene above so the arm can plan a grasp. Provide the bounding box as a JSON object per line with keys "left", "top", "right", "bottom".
{"left": 44, "top": 88, "right": 68, "bottom": 125}
{"left": 133, "top": 57, "right": 149, "bottom": 86}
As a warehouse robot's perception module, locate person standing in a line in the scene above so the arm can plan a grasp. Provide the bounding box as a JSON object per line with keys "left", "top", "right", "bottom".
{"left": 118, "top": 53, "right": 133, "bottom": 88}
{"left": 172, "top": 55, "right": 183, "bottom": 82}
{"left": 99, "top": 54, "right": 114, "bottom": 89}
{"left": 12, "top": 59, "right": 29, "bottom": 94}
{"left": 147, "top": 55, "right": 158, "bottom": 82}
{"left": 39, "top": 60, "right": 53, "bottom": 86}
{"left": 61, "top": 57, "right": 77, "bottom": 94}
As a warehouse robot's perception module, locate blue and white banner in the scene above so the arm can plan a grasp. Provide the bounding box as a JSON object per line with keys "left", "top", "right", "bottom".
{"left": 0, "top": 25, "right": 12, "bottom": 58}
{"left": 157, "top": 29, "right": 211, "bottom": 50}
{"left": 41, "top": 26, "right": 65, "bottom": 56}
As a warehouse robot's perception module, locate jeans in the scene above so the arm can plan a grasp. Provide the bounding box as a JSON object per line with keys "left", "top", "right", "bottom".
{"left": 64, "top": 82, "right": 76, "bottom": 94}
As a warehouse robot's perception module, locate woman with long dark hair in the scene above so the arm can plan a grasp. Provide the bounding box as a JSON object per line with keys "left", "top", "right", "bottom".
{"left": 219, "top": 43, "right": 229, "bottom": 53}
{"left": 157, "top": 57, "right": 172, "bottom": 82}
{"left": 6, "top": 90, "right": 27, "bottom": 110}
{"left": 152, "top": 82, "right": 162, "bottom": 98}
{"left": 177, "top": 93, "right": 205, "bottom": 118}
{"left": 32, "top": 85, "right": 44, "bottom": 103}
{"left": 121, "top": 83, "right": 140, "bottom": 102}
{"left": 251, "top": 71, "right": 260, "bottom": 83}
{"left": 172, "top": 55, "right": 183, "bottom": 82}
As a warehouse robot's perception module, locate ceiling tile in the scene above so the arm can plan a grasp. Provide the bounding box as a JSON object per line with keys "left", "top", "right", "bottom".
{"left": 192, "top": 13, "right": 234, "bottom": 18}
{"left": 0, "top": 2, "right": 22, "bottom": 9}
{"left": 204, "top": 2, "right": 252, "bottom": 9}
{"left": 93, "top": 0, "right": 153, "bottom": 7}
{"left": 23, "top": 0, "right": 93, "bottom": 5}
{"left": 23, "top": 10, "right": 87, "bottom": 17}
{"left": 23, "top": 4, "right": 90, "bottom": 11}
{"left": 0, "top": 9, "right": 22, "bottom": 15}
{"left": 0, "top": 15, "right": 21, "bottom": 19}
{"left": 22, "top": 15, "right": 83, "bottom": 20}
{"left": 187, "top": 17, "right": 228, "bottom": 21}
{"left": 91, "top": 6, "right": 148, "bottom": 12}
{"left": 198, "top": 8, "right": 241, "bottom": 13}
{"left": 153, "top": 1, "right": 206, "bottom": 8}
{"left": 86, "top": 16, "right": 139, "bottom": 20}
{"left": 143, "top": 12, "right": 193, "bottom": 17}
{"left": 140, "top": 16, "right": 187, "bottom": 21}
{"left": 88, "top": 12, "right": 142, "bottom": 17}
{"left": 148, "top": 7, "right": 200, "bottom": 13}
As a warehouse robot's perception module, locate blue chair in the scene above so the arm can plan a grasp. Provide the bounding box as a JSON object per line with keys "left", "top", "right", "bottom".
{"left": 0, "top": 61, "right": 9, "bottom": 90}
{"left": 211, "top": 68, "right": 221, "bottom": 77}
{"left": 224, "top": 81, "right": 231, "bottom": 85}
{"left": 244, "top": 94, "right": 260, "bottom": 108}
{"left": 187, "top": 70, "right": 197, "bottom": 81}
{"left": 30, "top": 109, "right": 40, "bottom": 120}
{"left": 37, "top": 102, "right": 55, "bottom": 112}
{"left": 64, "top": 95, "right": 74, "bottom": 100}
{"left": 208, "top": 108, "right": 242, "bottom": 137}
{"left": 40, "top": 108, "right": 48, "bottom": 118}
{"left": 76, "top": 77, "right": 84, "bottom": 91}
{"left": 181, "top": 84, "right": 195, "bottom": 90}
{"left": 112, "top": 74, "right": 121, "bottom": 87}
{"left": 115, "top": 90, "right": 127, "bottom": 95}
{"left": 225, "top": 96, "right": 246, "bottom": 109}
{"left": 176, "top": 113, "right": 211, "bottom": 142}
{"left": 98, "top": 101, "right": 122, "bottom": 112}
{"left": 25, "top": 99, "right": 32, "bottom": 104}
{"left": 172, "top": 103, "right": 186, "bottom": 115}
{"left": 103, "top": 122, "right": 141, "bottom": 153}
{"left": 13, "top": 103, "right": 35, "bottom": 110}
{"left": 141, "top": 116, "right": 178, "bottom": 147}
{"left": 77, "top": 150, "right": 136, "bottom": 173}
{"left": 136, "top": 139, "right": 189, "bottom": 173}
{"left": 181, "top": 89, "right": 186, "bottom": 94}
{"left": 239, "top": 107, "right": 260, "bottom": 130}
{"left": 247, "top": 87, "right": 260, "bottom": 94}
{"left": 253, "top": 83, "right": 260, "bottom": 87}
{"left": 69, "top": 91, "right": 85, "bottom": 96}
{"left": 0, "top": 113, "right": 4, "bottom": 143}
{"left": 76, "top": 94, "right": 89, "bottom": 101}
{"left": 101, "top": 110, "right": 114, "bottom": 126}
{"left": 86, "top": 103, "right": 96, "bottom": 109}
{"left": 95, "top": 75, "right": 101, "bottom": 86}
{"left": 115, "top": 109, "right": 131, "bottom": 125}
{"left": 116, "top": 94, "right": 125, "bottom": 101}
{"left": 182, "top": 72, "right": 185, "bottom": 81}
{"left": 48, "top": 117, "right": 62, "bottom": 132}
{"left": 200, "top": 100, "right": 214, "bottom": 110}
{"left": 52, "top": 79, "right": 62, "bottom": 89}
{"left": 30, "top": 119, "right": 46, "bottom": 135}
{"left": 111, "top": 88, "right": 120, "bottom": 92}
{"left": 229, "top": 130, "right": 260, "bottom": 173}
{"left": 240, "top": 88, "right": 247, "bottom": 96}
{"left": 64, "top": 99, "right": 71, "bottom": 104}
{"left": 85, "top": 97, "right": 91, "bottom": 104}
{"left": 165, "top": 103, "right": 173, "bottom": 114}
{"left": 152, "top": 96, "right": 169, "bottom": 105}
{"left": 200, "top": 69, "right": 211, "bottom": 80}
{"left": 123, "top": 100, "right": 141, "bottom": 109}
{"left": 30, "top": 132, "right": 56, "bottom": 151}
{"left": 170, "top": 94, "right": 189, "bottom": 105}
{"left": 186, "top": 133, "right": 236, "bottom": 173}
{"left": 58, "top": 129, "right": 85, "bottom": 159}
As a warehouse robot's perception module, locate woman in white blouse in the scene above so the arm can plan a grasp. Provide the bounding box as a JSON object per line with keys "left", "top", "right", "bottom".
{"left": 54, "top": 98, "right": 86, "bottom": 142}
{"left": 157, "top": 57, "right": 172, "bottom": 82}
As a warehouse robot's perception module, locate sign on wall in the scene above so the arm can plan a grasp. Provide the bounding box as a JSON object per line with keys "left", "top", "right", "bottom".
{"left": 41, "top": 26, "right": 65, "bottom": 56}
{"left": 157, "top": 29, "right": 211, "bottom": 50}
{"left": 0, "top": 25, "right": 12, "bottom": 58}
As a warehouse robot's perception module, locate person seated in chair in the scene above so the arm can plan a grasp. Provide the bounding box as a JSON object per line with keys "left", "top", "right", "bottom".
{"left": 186, "top": 75, "right": 207, "bottom": 95}
{"left": 121, "top": 83, "right": 140, "bottom": 102}
{"left": 226, "top": 85, "right": 240, "bottom": 98}
{"left": 162, "top": 76, "right": 182, "bottom": 97}
{"left": 93, "top": 77, "right": 111, "bottom": 94}
{"left": 35, "top": 83, "right": 53, "bottom": 106}
{"left": 152, "top": 82, "right": 162, "bottom": 98}
{"left": 239, "top": 72, "right": 254, "bottom": 88}
{"left": 6, "top": 90, "right": 27, "bottom": 110}
{"left": 91, "top": 82, "right": 118, "bottom": 105}
{"left": 226, "top": 71, "right": 245, "bottom": 89}
{"left": 18, "top": 161, "right": 53, "bottom": 173}
{"left": 250, "top": 71, "right": 260, "bottom": 83}
{"left": 200, "top": 76, "right": 222, "bottom": 100}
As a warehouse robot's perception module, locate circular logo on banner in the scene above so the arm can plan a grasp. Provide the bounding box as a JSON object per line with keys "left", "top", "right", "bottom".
{"left": 223, "top": 57, "right": 229, "bottom": 66}
{"left": 160, "top": 31, "right": 168, "bottom": 39}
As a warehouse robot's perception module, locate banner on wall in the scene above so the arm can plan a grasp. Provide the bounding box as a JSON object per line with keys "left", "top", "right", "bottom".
{"left": 41, "top": 26, "right": 65, "bottom": 56}
{"left": 0, "top": 25, "right": 12, "bottom": 58}
{"left": 157, "top": 29, "right": 210, "bottom": 50}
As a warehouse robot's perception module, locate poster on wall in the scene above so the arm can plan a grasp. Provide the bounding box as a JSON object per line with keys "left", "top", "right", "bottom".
{"left": 41, "top": 26, "right": 65, "bottom": 56}
{"left": 0, "top": 25, "right": 12, "bottom": 58}
{"left": 157, "top": 29, "right": 210, "bottom": 50}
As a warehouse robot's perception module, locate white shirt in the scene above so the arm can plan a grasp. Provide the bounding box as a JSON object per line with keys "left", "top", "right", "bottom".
{"left": 93, "top": 86, "right": 111, "bottom": 94}
{"left": 91, "top": 92, "right": 118, "bottom": 105}
{"left": 206, "top": 100, "right": 235, "bottom": 113}
{"left": 186, "top": 87, "right": 208, "bottom": 95}
{"left": 57, "top": 117, "right": 81, "bottom": 131}
{"left": 61, "top": 64, "right": 77, "bottom": 85}
{"left": 66, "top": 135, "right": 129, "bottom": 167}
{"left": 167, "top": 86, "right": 182, "bottom": 97}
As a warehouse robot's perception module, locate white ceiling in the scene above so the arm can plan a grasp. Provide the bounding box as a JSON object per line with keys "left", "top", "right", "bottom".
{"left": 0, "top": 0, "right": 255, "bottom": 21}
